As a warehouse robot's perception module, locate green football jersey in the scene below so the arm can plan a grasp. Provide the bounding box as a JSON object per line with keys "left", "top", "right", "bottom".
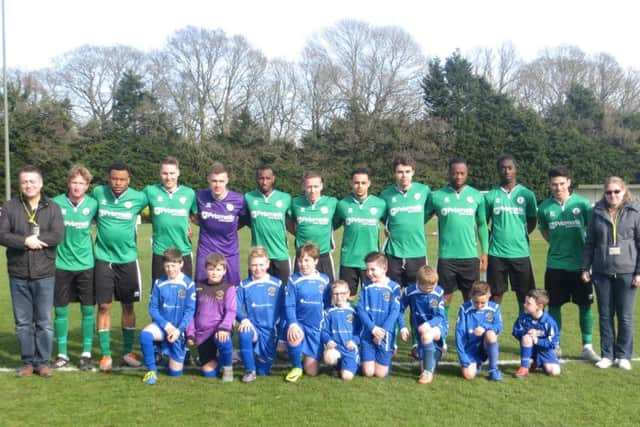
{"left": 485, "top": 184, "right": 538, "bottom": 258}
{"left": 333, "top": 194, "right": 387, "bottom": 269}
{"left": 52, "top": 194, "right": 98, "bottom": 271}
{"left": 245, "top": 189, "right": 292, "bottom": 261}
{"left": 537, "top": 194, "right": 592, "bottom": 271}
{"left": 144, "top": 184, "right": 197, "bottom": 256}
{"left": 93, "top": 185, "right": 148, "bottom": 264}
{"left": 427, "top": 185, "right": 489, "bottom": 259}
{"left": 380, "top": 183, "right": 430, "bottom": 258}
{"left": 289, "top": 195, "right": 337, "bottom": 254}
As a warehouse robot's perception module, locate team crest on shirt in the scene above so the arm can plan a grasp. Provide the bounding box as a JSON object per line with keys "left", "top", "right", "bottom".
{"left": 414, "top": 193, "right": 421, "bottom": 200}
{"left": 466, "top": 196, "right": 474, "bottom": 204}
{"left": 276, "top": 200, "right": 283, "bottom": 208}
{"left": 485, "top": 312, "right": 494, "bottom": 322}
{"left": 268, "top": 287, "right": 276, "bottom": 297}
{"left": 179, "top": 197, "right": 187, "bottom": 205}
{"left": 215, "top": 290, "right": 225, "bottom": 300}
{"left": 348, "top": 207, "right": 353, "bottom": 214}
{"left": 178, "top": 289, "right": 186, "bottom": 299}
{"left": 321, "top": 206, "right": 329, "bottom": 214}
{"left": 319, "top": 284, "right": 325, "bottom": 293}
{"left": 253, "top": 200, "right": 259, "bottom": 206}
{"left": 124, "top": 201, "right": 133, "bottom": 209}
{"left": 157, "top": 196, "right": 164, "bottom": 202}
{"left": 391, "top": 197, "right": 397, "bottom": 203}
{"left": 370, "top": 207, "right": 378, "bottom": 215}
{"left": 517, "top": 196, "right": 525, "bottom": 205}
{"left": 206, "top": 203, "right": 211, "bottom": 208}
{"left": 82, "top": 208, "right": 91, "bottom": 216}
{"left": 61, "top": 208, "right": 67, "bottom": 215}
{"left": 101, "top": 199, "right": 107, "bottom": 205}
{"left": 495, "top": 198, "right": 502, "bottom": 204}
{"left": 383, "top": 292, "right": 391, "bottom": 301}
{"left": 300, "top": 207, "right": 306, "bottom": 213}
{"left": 440, "top": 208, "right": 449, "bottom": 216}
{"left": 572, "top": 208, "right": 581, "bottom": 215}
{"left": 444, "top": 196, "right": 450, "bottom": 203}
{"left": 346, "top": 314, "right": 354, "bottom": 323}
{"left": 226, "top": 203, "right": 234, "bottom": 211}
{"left": 431, "top": 299, "right": 439, "bottom": 308}
{"left": 549, "top": 211, "right": 556, "bottom": 218}
{"left": 493, "top": 208, "right": 501, "bottom": 216}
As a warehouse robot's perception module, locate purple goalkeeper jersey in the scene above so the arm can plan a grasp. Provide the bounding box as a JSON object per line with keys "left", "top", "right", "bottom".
{"left": 195, "top": 189, "right": 247, "bottom": 282}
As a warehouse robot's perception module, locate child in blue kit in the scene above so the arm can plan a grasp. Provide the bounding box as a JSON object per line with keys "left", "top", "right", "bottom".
{"left": 512, "top": 289, "right": 561, "bottom": 378}
{"left": 455, "top": 281, "right": 503, "bottom": 381}
{"left": 237, "top": 246, "right": 284, "bottom": 383}
{"left": 140, "top": 248, "right": 196, "bottom": 385}
{"left": 399, "top": 265, "right": 446, "bottom": 384}
{"left": 357, "top": 252, "right": 401, "bottom": 378}
{"left": 321, "top": 280, "right": 361, "bottom": 381}
{"left": 284, "top": 242, "right": 331, "bottom": 382}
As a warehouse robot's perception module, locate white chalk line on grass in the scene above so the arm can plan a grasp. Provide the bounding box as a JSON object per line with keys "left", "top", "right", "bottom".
{"left": 1, "top": 357, "right": 638, "bottom": 373}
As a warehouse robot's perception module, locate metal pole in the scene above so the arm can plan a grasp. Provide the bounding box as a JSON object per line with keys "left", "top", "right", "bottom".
{"left": 2, "top": 0, "right": 9, "bottom": 201}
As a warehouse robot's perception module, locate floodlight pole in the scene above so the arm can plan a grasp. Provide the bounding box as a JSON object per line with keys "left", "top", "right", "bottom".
{"left": 2, "top": 0, "right": 9, "bottom": 201}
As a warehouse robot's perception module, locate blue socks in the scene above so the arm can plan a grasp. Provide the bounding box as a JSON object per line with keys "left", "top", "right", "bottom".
{"left": 140, "top": 331, "right": 156, "bottom": 372}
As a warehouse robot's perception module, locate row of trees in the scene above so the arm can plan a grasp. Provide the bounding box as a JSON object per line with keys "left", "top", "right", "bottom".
{"left": 1, "top": 21, "right": 640, "bottom": 202}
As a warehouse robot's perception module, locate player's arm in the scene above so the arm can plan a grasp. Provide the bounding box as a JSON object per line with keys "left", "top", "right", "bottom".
{"left": 237, "top": 199, "right": 249, "bottom": 230}
{"left": 424, "top": 192, "right": 435, "bottom": 222}
{"left": 148, "top": 281, "right": 168, "bottom": 329}
{"left": 397, "top": 292, "right": 409, "bottom": 330}
{"left": 37, "top": 202, "right": 64, "bottom": 247}
{"left": 219, "top": 286, "right": 237, "bottom": 333}
{"left": 235, "top": 285, "right": 248, "bottom": 323}
{"left": 177, "top": 282, "right": 197, "bottom": 332}
{"left": 511, "top": 315, "right": 526, "bottom": 340}
{"left": 582, "top": 209, "right": 596, "bottom": 274}
{"left": 320, "top": 311, "right": 333, "bottom": 345}
{"left": 537, "top": 207, "right": 550, "bottom": 242}
{"left": 476, "top": 196, "right": 489, "bottom": 271}
{"left": 285, "top": 214, "right": 296, "bottom": 236}
{"left": 525, "top": 190, "right": 538, "bottom": 234}
{"left": 382, "top": 286, "right": 402, "bottom": 333}
{"left": 0, "top": 205, "right": 29, "bottom": 249}
{"left": 535, "top": 321, "right": 560, "bottom": 349}
{"left": 488, "top": 305, "right": 503, "bottom": 336}
{"left": 454, "top": 306, "right": 472, "bottom": 367}
{"left": 284, "top": 279, "right": 299, "bottom": 326}
{"left": 356, "top": 289, "right": 376, "bottom": 333}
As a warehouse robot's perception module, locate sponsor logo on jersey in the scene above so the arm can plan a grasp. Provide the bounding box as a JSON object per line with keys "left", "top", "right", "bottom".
{"left": 548, "top": 219, "right": 582, "bottom": 230}
{"left": 64, "top": 220, "right": 91, "bottom": 229}
{"left": 82, "top": 208, "right": 91, "bottom": 216}
{"left": 99, "top": 209, "right": 134, "bottom": 220}
{"left": 178, "top": 289, "right": 186, "bottom": 299}
{"left": 215, "top": 290, "right": 225, "bottom": 300}
{"left": 154, "top": 207, "right": 188, "bottom": 217}
{"left": 345, "top": 217, "right": 378, "bottom": 226}
{"left": 124, "top": 201, "right": 133, "bottom": 209}
{"left": 389, "top": 205, "right": 423, "bottom": 216}
{"left": 226, "top": 203, "right": 234, "bottom": 212}
{"left": 201, "top": 211, "right": 235, "bottom": 222}
{"left": 297, "top": 216, "right": 330, "bottom": 225}
{"left": 440, "top": 207, "right": 475, "bottom": 216}
{"left": 493, "top": 206, "right": 525, "bottom": 216}
{"left": 268, "top": 287, "right": 277, "bottom": 297}
{"left": 251, "top": 210, "right": 284, "bottom": 220}
{"left": 383, "top": 292, "right": 391, "bottom": 302}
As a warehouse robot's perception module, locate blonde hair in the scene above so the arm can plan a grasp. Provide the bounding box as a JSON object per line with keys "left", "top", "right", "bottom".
{"left": 331, "top": 280, "right": 350, "bottom": 294}
{"left": 248, "top": 246, "right": 269, "bottom": 261}
{"left": 416, "top": 265, "right": 438, "bottom": 289}
{"left": 601, "top": 176, "right": 632, "bottom": 207}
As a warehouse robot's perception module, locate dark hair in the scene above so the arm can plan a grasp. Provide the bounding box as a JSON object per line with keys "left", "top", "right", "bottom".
{"left": 448, "top": 157, "right": 467, "bottom": 170}
{"left": 297, "top": 242, "right": 320, "bottom": 260}
{"left": 256, "top": 165, "right": 274, "bottom": 177}
{"left": 162, "top": 248, "right": 183, "bottom": 264}
{"left": 302, "top": 171, "right": 323, "bottom": 183}
{"left": 364, "top": 251, "right": 388, "bottom": 268}
{"left": 205, "top": 252, "right": 227, "bottom": 269}
{"left": 18, "top": 165, "right": 43, "bottom": 179}
{"left": 548, "top": 166, "right": 570, "bottom": 179}
{"left": 527, "top": 289, "right": 550, "bottom": 307}
{"left": 351, "top": 167, "right": 371, "bottom": 179}
{"left": 160, "top": 156, "right": 179, "bottom": 168}
{"left": 392, "top": 154, "right": 415, "bottom": 171}
{"left": 470, "top": 281, "right": 491, "bottom": 298}
{"left": 108, "top": 162, "right": 130, "bottom": 174}
{"left": 496, "top": 155, "right": 516, "bottom": 169}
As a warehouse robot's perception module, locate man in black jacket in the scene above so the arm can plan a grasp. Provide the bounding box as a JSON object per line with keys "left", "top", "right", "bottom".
{"left": 0, "top": 165, "right": 64, "bottom": 377}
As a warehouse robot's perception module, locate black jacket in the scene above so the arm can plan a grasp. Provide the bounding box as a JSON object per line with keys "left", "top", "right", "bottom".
{"left": 0, "top": 195, "right": 64, "bottom": 279}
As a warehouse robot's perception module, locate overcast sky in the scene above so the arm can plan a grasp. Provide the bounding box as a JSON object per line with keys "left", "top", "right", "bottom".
{"left": 4, "top": 0, "right": 639, "bottom": 70}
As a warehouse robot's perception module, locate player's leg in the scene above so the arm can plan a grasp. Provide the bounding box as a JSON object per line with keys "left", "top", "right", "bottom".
{"left": 53, "top": 270, "right": 72, "bottom": 368}
{"left": 437, "top": 259, "right": 459, "bottom": 320}
{"left": 538, "top": 348, "right": 561, "bottom": 376}
{"left": 571, "top": 271, "right": 599, "bottom": 361}
{"left": 286, "top": 324, "right": 304, "bottom": 373}
{"left": 238, "top": 327, "right": 258, "bottom": 378}
{"left": 140, "top": 323, "right": 164, "bottom": 384}
{"left": 386, "top": 255, "right": 405, "bottom": 287}
{"left": 268, "top": 258, "right": 291, "bottom": 289}
{"left": 150, "top": 253, "right": 164, "bottom": 287}
{"left": 514, "top": 334, "right": 533, "bottom": 378}
{"left": 181, "top": 253, "right": 194, "bottom": 280}
{"left": 484, "top": 330, "right": 502, "bottom": 380}
{"left": 487, "top": 256, "right": 508, "bottom": 306}
{"left": 323, "top": 347, "right": 341, "bottom": 367}
{"left": 303, "top": 356, "right": 320, "bottom": 377}
{"left": 225, "top": 253, "right": 242, "bottom": 286}
{"left": 458, "top": 258, "right": 480, "bottom": 302}
{"left": 545, "top": 268, "right": 568, "bottom": 356}
{"left": 166, "top": 337, "right": 187, "bottom": 377}
{"left": 213, "top": 334, "right": 234, "bottom": 382}
{"left": 94, "top": 260, "right": 115, "bottom": 371}
{"left": 317, "top": 253, "right": 336, "bottom": 283}
{"left": 339, "top": 266, "right": 362, "bottom": 301}
{"left": 76, "top": 268, "right": 95, "bottom": 369}
{"left": 360, "top": 339, "right": 376, "bottom": 377}
{"left": 198, "top": 339, "right": 219, "bottom": 378}
{"left": 339, "top": 347, "right": 358, "bottom": 381}
{"left": 418, "top": 324, "right": 441, "bottom": 377}
{"left": 373, "top": 333, "right": 394, "bottom": 378}
{"left": 115, "top": 261, "right": 143, "bottom": 367}
{"left": 511, "top": 258, "right": 536, "bottom": 314}
{"left": 404, "top": 257, "right": 427, "bottom": 287}
{"left": 461, "top": 362, "right": 478, "bottom": 380}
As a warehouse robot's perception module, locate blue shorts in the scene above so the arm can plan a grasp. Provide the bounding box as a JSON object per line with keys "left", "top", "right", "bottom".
{"left": 460, "top": 345, "right": 487, "bottom": 367}
{"left": 336, "top": 346, "right": 359, "bottom": 374}
{"left": 154, "top": 328, "right": 187, "bottom": 363}
{"left": 533, "top": 347, "right": 560, "bottom": 366}
{"left": 360, "top": 334, "right": 394, "bottom": 366}
{"left": 300, "top": 327, "right": 322, "bottom": 360}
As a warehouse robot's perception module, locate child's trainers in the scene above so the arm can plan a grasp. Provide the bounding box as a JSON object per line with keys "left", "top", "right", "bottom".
{"left": 488, "top": 368, "right": 503, "bottom": 381}
{"left": 417, "top": 370, "right": 433, "bottom": 384}
{"left": 513, "top": 366, "right": 529, "bottom": 378}
{"left": 99, "top": 356, "right": 113, "bottom": 373}
{"left": 121, "top": 352, "right": 142, "bottom": 368}
{"left": 242, "top": 371, "right": 257, "bottom": 383}
{"left": 142, "top": 370, "right": 157, "bottom": 385}
{"left": 285, "top": 367, "right": 303, "bottom": 382}
{"left": 222, "top": 366, "right": 234, "bottom": 383}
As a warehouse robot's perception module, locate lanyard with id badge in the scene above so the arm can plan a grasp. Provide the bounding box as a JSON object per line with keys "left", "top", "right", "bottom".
{"left": 21, "top": 198, "right": 39, "bottom": 237}
{"left": 609, "top": 211, "right": 620, "bottom": 256}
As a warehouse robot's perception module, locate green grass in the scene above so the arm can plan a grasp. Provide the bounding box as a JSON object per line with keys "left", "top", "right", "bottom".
{"left": 0, "top": 223, "right": 639, "bottom": 426}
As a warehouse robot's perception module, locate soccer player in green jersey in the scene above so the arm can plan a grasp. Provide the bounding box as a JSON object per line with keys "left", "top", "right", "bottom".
{"left": 93, "top": 162, "right": 149, "bottom": 372}
{"left": 245, "top": 166, "right": 292, "bottom": 285}
{"left": 427, "top": 158, "right": 489, "bottom": 308}
{"left": 380, "top": 154, "right": 430, "bottom": 287}
{"left": 537, "top": 166, "right": 599, "bottom": 362}
{"left": 485, "top": 155, "right": 537, "bottom": 313}
{"left": 52, "top": 165, "right": 98, "bottom": 371}
{"left": 334, "top": 167, "right": 386, "bottom": 299}
{"left": 287, "top": 171, "right": 338, "bottom": 282}
{"left": 144, "top": 157, "right": 197, "bottom": 283}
